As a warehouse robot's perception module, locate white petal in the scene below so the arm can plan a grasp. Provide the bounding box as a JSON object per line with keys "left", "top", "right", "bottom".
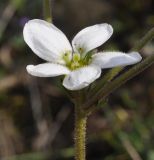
{"left": 63, "top": 65, "right": 101, "bottom": 90}
{"left": 72, "top": 23, "right": 113, "bottom": 54}
{"left": 26, "top": 63, "right": 70, "bottom": 77}
{"left": 92, "top": 51, "right": 142, "bottom": 68}
{"left": 23, "top": 19, "right": 72, "bottom": 63}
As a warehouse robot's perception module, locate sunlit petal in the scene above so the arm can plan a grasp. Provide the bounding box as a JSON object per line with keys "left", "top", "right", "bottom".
{"left": 63, "top": 65, "right": 101, "bottom": 90}
{"left": 26, "top": 63, "right": 70, "bottom": 77}
{"left": 92, "top": 51, "right": 142, "bottom": 68}
{"left": 72, "top": 23, "right": 113, "bottom": 54}
{"left": 23, "top": 19, "right": 72, "bottom": 63}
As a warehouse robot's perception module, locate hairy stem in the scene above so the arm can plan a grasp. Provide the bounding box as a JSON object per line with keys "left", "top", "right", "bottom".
{"left": 42, "top": 1, "right": 87, "bottom": 160}
{"left": 74, "top": 104, "right": 87, "bottom": 160}
{"left": 43, "top": 0, "right": 52, "bottom": 22}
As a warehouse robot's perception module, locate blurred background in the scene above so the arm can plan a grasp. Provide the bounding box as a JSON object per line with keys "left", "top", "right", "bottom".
{"left": 0, "top": 0, "right": 154, "bottom": 159}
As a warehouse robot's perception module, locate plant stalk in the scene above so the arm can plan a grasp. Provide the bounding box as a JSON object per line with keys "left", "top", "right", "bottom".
{"left": 74, "top": 103, "right": 87, "bottom": 160}
{"left": 43, "top": 0, "right": 52, "bottom": 22}
{"left": 132, "top": 27, "right": 154, "bottom": 51}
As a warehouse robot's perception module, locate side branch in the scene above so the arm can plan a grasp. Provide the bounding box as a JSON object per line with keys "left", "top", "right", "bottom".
{"left": 132, "top": 27, "right": 154, "bottom": 51}
{"left": 88, "top": 27, "right": 154, "bottom": 97}
{"left": 83, "top": 53, "right": 154, "bottom": 110}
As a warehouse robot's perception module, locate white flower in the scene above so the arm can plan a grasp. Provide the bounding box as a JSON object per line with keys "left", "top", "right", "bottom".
{"left": 23, "top": 19, "right": 142, "bottom": 90}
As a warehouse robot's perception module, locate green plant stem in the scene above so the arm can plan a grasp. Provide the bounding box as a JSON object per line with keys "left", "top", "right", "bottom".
{"left": 88, "top": 67, "right": 121, "bottom": 97}
{"left": 84, "top": 100, "right": 107, "bottom": 116}
{"left": 83, "top": 53, "right": 154, "bottom": 110}
{"left": 74, "top": 103, "right": 87, "bottom": 160}
{"left": 132, "top": 27, "right": 154, "bottom": 51}
{"left": 43, "top": 0, "right": 52, "bottom": 22}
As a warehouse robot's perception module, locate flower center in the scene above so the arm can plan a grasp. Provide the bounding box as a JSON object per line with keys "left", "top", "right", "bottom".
{"left": 62, "top": 51, "right": 92, "bottom": 70}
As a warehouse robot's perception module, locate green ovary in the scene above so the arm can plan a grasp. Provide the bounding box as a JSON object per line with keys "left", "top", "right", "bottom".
{"left": 63, "top": 52, "right": 92, "bottom": 70}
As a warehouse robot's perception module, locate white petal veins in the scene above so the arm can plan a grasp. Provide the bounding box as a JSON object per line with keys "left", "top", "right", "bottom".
{"left": 92, "top": 51, "right": 142, "bottom": 68}
{"left": 72, "top": 23, "right": 113, "bottom": 54}
{"left": 23, "top": 19, "right": 72, "bottom": 63}
{"left": 26, "top": 63, "right": 70, "bottom": 77}
{"left": 63, "top": 65, "right": 101, "bottom": 90}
